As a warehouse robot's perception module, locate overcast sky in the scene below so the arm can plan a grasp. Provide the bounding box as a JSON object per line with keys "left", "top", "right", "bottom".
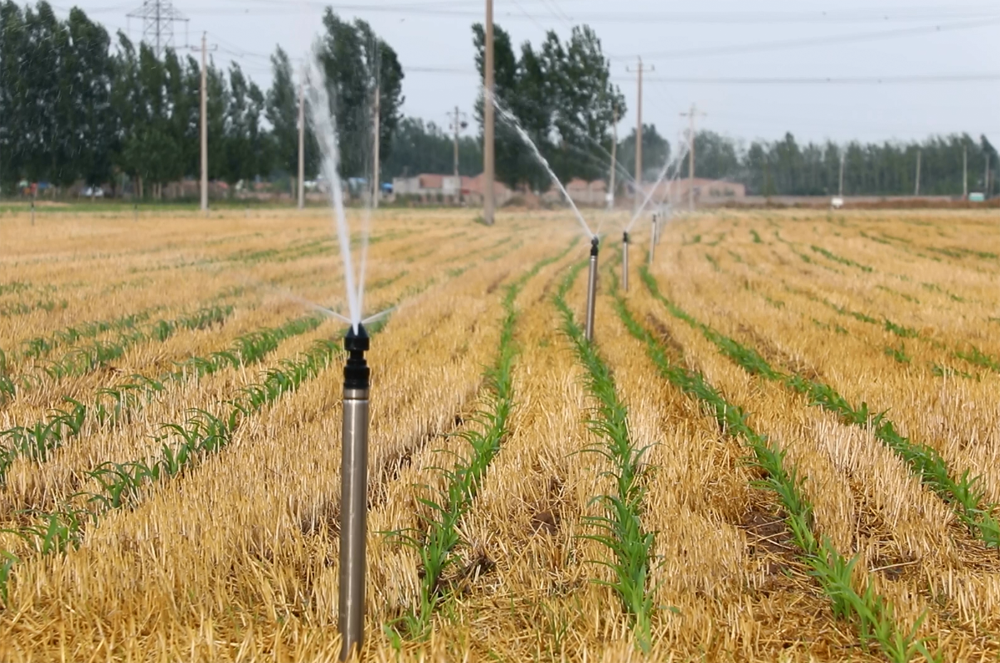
{"left": 56, "top": 0, "right": 1000, "bottom": 149}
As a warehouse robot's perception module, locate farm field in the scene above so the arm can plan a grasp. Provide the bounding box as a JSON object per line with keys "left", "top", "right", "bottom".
{"left": 0, "top": 207, "right": 998, "bottom": 661}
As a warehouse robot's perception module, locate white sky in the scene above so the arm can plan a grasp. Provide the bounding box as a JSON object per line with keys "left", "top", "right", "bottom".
{"left": 54, "top": 0, "right": 1000, "bottom": 149}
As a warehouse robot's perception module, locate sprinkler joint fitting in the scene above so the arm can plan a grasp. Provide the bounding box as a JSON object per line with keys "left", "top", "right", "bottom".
{"left": 343, "top": 324, "right": 370, "bottom": 389}
{"left": 623, "top": 231, "right": 629, "bottom": 244}
{"left": 590, "top": 236, "right": 600, "bottom": 256}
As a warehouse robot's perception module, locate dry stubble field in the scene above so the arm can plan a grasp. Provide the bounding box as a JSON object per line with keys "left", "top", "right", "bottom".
{"left": 0, "top": 206, "right": 998, "bottom": 662}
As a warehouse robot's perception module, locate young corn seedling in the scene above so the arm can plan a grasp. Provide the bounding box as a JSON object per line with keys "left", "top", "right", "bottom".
{"left": 614, "top": 286, "right": 935, "bottom": 662}
{"left": 553, "top": 258, "right": 655, "bottom": 651}
{"left": 640, "top": 265, "right": 1000, "bottom": 549}
{"left": 388, "top": 241, "right": 577, "bottom": 640}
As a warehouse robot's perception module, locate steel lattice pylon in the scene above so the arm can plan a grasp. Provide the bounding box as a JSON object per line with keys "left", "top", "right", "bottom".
{"left": 126, "top": 0, "right": 189, "bottom": 59}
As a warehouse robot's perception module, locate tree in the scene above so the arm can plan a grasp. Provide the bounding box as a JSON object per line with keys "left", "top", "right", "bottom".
{"left": 266, "top": 46, "right": 318, "bottom": 182}
{"left": 317, "top": 10, "right": 404, "bottom": 180}
{"left": 472, "top": 22, "right": 623, "bottom": 190}
{"left": 381, "top": 117, "right": 482, "bottom": 179}
{"left": 617, "top": 124, "right": 670, "bottom": 182}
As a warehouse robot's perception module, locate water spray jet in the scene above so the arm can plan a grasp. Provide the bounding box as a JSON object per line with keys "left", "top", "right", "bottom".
{"left": 585, "top": 236, "right": 599, "bottom": 341}
{"left": 339, "top": 323, "right": 370, "bottom": 661}
{"left": 621, "top": 232, "right": 629, "bottom": 292}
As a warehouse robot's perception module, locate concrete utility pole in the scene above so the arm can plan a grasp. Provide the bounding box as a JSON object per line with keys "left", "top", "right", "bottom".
{"left": 635, "top": 58, "right": 643, "bottom": 211}
{"left": 914, "top": 149, "right": 921, "bottom": 196}
{"left": 962, "top": 145, "right": 968, "bottom": 199}
{"left": 838, "top": 152, "right": 846, "bottom": 197}
{"left": 298, "top": 82, "right": 305, "bottom": 210}
{"left": 199, "top": 32, "right": 208, "bottom": 215}
{"left": 608, "top": 104, "right": 618, "bottom": 210}
{"left": 680, "top": 104, "right": 705, "bottom": 211}
{"left": 984, "top": 155, "right": 990, "bottom": 200}
{"left": 482, "top": 0, "right": 495, "bottom": 225}
{"left": 372, "top": 84, "right": 380, "bottom": 209}
{"left": 626, "top": 58, "right": 650, "bottom": 212}
{"left": 447, "top": 106, "right": 468, "bottom": 178}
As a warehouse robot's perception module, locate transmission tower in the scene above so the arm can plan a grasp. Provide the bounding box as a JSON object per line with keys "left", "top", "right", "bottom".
{"left": 126, "top": 1, "right": 189, "bottom": 59}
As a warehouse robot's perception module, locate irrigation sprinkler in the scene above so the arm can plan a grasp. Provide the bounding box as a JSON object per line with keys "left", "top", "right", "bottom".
{"left": 339, "top": 323, "right": 370, "bottom": 661}
{"left": 621, "top": 232, "right": 629, "bottom": 292}
{"left": 133, "top": 203, "right": 138, "bottom": 223}
{"left": 585, "top": 236, "right": 599, "bottom": 341}
{"left": 30, "top": 199, "right": 35, "bottom": 226}
{"left": 649, "top": 216, "right": 656, "bottom": 266}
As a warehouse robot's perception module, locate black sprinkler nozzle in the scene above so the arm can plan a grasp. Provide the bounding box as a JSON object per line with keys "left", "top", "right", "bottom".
{"left": 590, "top": 236, "right": 600, "bottom": 256}
{"left": 623, "top": 231, "right": 630, "bottom": 244}
{"left": 344, "top": 324, "right": 370, "bottom": 389}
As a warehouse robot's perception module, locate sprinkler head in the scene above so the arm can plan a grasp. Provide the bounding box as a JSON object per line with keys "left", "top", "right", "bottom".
{"left": 344, "top": 324, "right": 370, "bottom": 389}
{"left": 590, "top": 236, "right": 600, "bottom": 256}
{"left": 623, "top": 231, "right": 630, "bottom": 244}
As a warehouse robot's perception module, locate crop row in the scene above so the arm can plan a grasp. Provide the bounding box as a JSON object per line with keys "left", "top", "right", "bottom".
{"left": 555, "top": 258, "right": 655, "bottom": 650}
{"left": 640, "top": 267, "right": 1000, "bottom": 549}
{"left": 617, "top": 270, "right": 932, "bottom": 662}
{"left": 388, "top": 238, "right": 577, "bottom": 640}
{"left": 0, "top": 313, "right": 322, "bottom": 485}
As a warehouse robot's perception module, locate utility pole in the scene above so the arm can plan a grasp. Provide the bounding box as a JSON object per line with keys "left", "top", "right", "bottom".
{"left": 838, "top": 151, "right": 846, "bottom": 197}
{"left": 298, "top": 82, "right": 305, "bottom": 209}
{"left": 680, "top": 104, "right": 705, "bottom": 211}
{"left": 372, "top": 84, "right": 380, "bottom": 209}
{"left": 914, "top": 149, "right": 921, "bottom": 196}
{"left": 447, "top": 106, "right": 469, "bottom": 178}
{"left": 483, "top": 0, "right": 495, "bottom": 225}
{"left": 984, "top": 154, "right": 990, "bottom": 200}
{"left": 962, "top": 145, "right": 968, "bottom": 199}
{"left": 199, "top": 32, "right": 208, "bottom": 215}
{"left": 626, "top": 59, "right": 651, "bottom": 212}
{"left": 608, "top": 104, "right": 618, "bottom": 210}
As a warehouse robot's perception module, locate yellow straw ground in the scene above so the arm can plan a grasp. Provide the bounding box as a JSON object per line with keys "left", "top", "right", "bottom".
{"left": 0, "top": 207, "right": 997, "bottom": 661}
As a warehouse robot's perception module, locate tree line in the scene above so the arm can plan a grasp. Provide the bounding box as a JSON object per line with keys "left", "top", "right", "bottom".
{"left": 0, "top": 1, "right": 403, "bottom": 197}
{"left": 1, "top": 3, "right": 996, "bottom": 199}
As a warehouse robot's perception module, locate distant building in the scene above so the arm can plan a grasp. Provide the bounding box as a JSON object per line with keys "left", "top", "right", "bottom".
{"left": 391, "top": 173, "right": 512, "bottom": 204}
{"left": 539, "top": 178, "right": 608, "bottom": 206}
{"left": 640, "top": 178, "right": 746, "bottom": 206}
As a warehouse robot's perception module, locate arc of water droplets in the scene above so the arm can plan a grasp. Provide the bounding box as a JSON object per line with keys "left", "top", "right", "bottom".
{"left": 625, "top": 142, "right": 690, "bottom": 233}
{"left": 304, "top": 53, "right": 364, "bottom": 330}
{"left": 491, "top": 95, "right": 595, "bottom": 239}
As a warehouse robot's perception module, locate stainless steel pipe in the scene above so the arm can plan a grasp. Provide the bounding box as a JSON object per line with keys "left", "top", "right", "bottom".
{"left": 649, "top": 215, "right": 656, "bottom": 265}
{"left": 339, "top": 325, "right": 370, "bottom": 661}
{"left": 585, "top": 237, "right": 599, "bottom": 342}
{"left": 621, "top": 231, "right": 629, "bottom": 292}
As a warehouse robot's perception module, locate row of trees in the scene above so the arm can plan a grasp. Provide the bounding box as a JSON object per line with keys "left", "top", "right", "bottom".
{"left": 0, "top": 2, "right": 402, "bottom": 196}
{"left": 686, "top": 131, "right": 999, "bottom": 197}
{"left": 1, "top": 3, "right": 996, "bottom": 199}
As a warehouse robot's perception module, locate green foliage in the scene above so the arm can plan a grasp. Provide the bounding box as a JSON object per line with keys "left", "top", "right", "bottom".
{"left": 619, "top": 275, "right": 932, "bottom": 661}
{"left": 640, "top": 265, "right": 1000, "bottom": 549}
{"left": 810, "top": 245, "right": 873, "bottom": 272}
{"left": 552, "top": 258, "right": 654, "bottom": 650}
{"left": 388, "top": 238, "right": 578, "bottom": 640}
{"left": 472, "top": 22, "right": 624, "bottom": 189}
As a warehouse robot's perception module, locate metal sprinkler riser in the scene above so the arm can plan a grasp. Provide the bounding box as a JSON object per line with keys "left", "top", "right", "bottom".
{"left": 585, "top": 237, "right": 599, "bottom": 342}
{"left": 340, "top": 324, "right": 370, "bottom": 661}
{"left": 649, "top": 215, "right": 656, "bottom": 265}
{"left": 622, "top": 232, "right": 629, "bottom": 292}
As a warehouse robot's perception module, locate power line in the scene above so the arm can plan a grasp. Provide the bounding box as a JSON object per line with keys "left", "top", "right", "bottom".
{"left": 614, "top": 73, "right": 1000, "bottom": 85}
{"left": 613, "top": 16, "right": 1000, "bottom": 60}
{"left": 126, "top": 0, "right": 189, "bottom": 57}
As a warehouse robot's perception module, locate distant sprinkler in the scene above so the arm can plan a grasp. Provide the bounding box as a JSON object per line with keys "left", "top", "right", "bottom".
{"left": 134, "top": 202, "right": 138, "bottom": 223}
{"left": 30, "top": 199, "right": 35, "bottom": 226}
{"left": 622, "top": 231, "right": 630, "bottom": 292}
{"left": 339, "top": 324, "right": 370, "bottom": 661}
{"left": 649, "top": 215, "right": 656, "bottom": 266}
{"left": 585, "top": 236, "right": 599, "bottom": 342}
